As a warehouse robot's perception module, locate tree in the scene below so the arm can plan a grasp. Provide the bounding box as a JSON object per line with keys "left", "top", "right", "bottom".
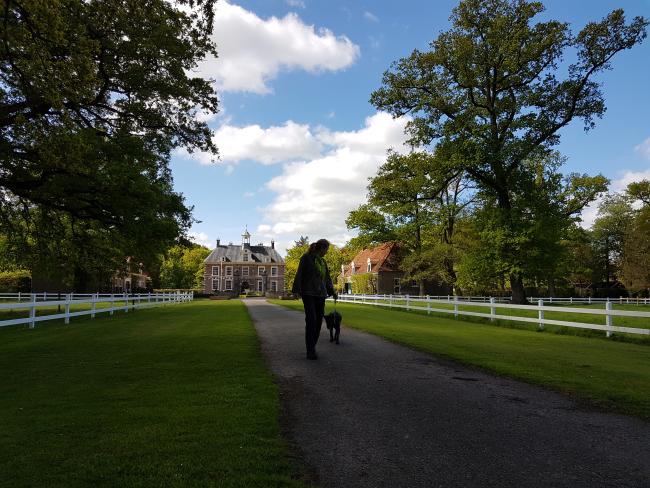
{"left": 620, "top": 180, "right": 650, "bottom": 295}
{"left": 1, "top": 0, "right": 219, "bottom": 256}
{"left": 284, "top": 240, "right": 345, "bottom": 293}
{"left": 371, "top": 0, "right": 647, "bottom": 302}
{"left": 591, "top": 193, "right": 633, "bottom": 291}
{"left": 159, "top": 244, "right": 210, "bottom": 289}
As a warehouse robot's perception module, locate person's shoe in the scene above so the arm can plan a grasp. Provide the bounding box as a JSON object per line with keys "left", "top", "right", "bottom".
{"left": 306, "top": 351, "right": 318, "bottom": 360}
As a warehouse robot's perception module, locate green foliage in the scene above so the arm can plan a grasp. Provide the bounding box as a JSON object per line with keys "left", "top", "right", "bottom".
{"left": 0, "top": 300, "right": 310, "bottom": 486}
{"left": 350, "top": 273, "right": 376, "bottom": 294}
{"left": 0, "top": 0, "right": 220, "bottom": 287}
{"left": 627, "top": 180, "right": 650, "bottom": 206}
{"left": 620, "top": 207, "right": 650, "bottom": 295}
{"left": 284, "top": 240, "right": 344, "bottom": 292}
{"left": 0, "top": 270, "right": 31, "bottom": 292}
{"left": 284, "top": 243, "right": 309, "bottom": 293}
{"left": 159, "top": 244, "right": 210, "bottom": 289}
{"left": 371, "top": 0, "right": 647, "bottom": 301}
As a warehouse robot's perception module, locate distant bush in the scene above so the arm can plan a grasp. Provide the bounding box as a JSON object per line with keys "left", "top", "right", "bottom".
{"left": 0, "top": 270, "right": 31, "bottom": 292}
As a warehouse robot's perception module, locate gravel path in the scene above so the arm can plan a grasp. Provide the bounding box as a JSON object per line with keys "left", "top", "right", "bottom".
{"left": 244, "top": 299, "right": 650, "bottom": 488}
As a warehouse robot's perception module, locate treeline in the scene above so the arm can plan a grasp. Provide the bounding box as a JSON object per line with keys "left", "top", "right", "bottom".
{"left": 351, "top": 0, "right": 647, "bottom": 303}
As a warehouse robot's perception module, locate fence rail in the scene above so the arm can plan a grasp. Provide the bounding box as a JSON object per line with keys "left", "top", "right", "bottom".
{"left": 340, "top": 294, "right": 650, "bottom": 305}
{"left": 0, "top": 292, "right": 193, "bottom": 329}
{"left": 334, "top": 294, "right": 650, "bottom": 336}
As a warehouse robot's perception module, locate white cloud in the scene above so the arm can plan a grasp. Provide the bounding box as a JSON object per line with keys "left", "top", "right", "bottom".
{"left": 201, "top": 1, "right": 360, "bottom": 93}
{"left": 213, "top": 121, "right": 322, "bottom": 165}
{"left": 286, "top": 0, "right": 305, "bottom": 8}
{"left": 176, "top": 120, "right": 322, "bottom": 166}
{"left": 634, "top": 138, "right": 650, "bottom": 160}
{"left": 243, "top": 191, "right": 255, "bottom": 198}
{"left": 188, "top": 231, "right": 213, "bottom": 248}
{"left": 257, "top": 112, "right": 410, "bottom": 252}
{"left": 363, "top": 11, "right": 379, "bottom": 23}
{"left": 580, "top": 169, "right": 650, "bottom": 228}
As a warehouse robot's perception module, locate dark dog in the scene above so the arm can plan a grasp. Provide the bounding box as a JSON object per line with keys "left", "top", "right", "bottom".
{"left": 324, "top": 310, "right": 342, "bottom": 344}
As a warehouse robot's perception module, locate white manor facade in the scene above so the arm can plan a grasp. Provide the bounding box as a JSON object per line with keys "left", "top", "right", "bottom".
{"left": 203, "top": 229, "right": 285, "bottom": 297}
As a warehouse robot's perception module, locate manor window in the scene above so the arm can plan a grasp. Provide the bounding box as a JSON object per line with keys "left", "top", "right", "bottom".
{"left": 225, "top": 280, "right": 232, "bottom": 291}
{"left": 242, "top": 267, "right": 249, "bottom": 276}
{"left": 271, "top": 266, "right": 278, "bottom": 277}
{"left": 212, "top": 266, "right": 219, "bottom": 276}
{"left": 226, "top": 266, "right": 232, "bottom": 276}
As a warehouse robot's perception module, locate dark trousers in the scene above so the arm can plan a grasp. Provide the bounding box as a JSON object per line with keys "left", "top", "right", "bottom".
{"left": 302, "top": 295, "right": 326, "bottom": 353}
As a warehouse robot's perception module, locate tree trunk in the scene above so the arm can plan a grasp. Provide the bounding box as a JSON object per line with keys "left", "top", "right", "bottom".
{"left": 510, "top": 273, "right": 529, "bottom": 304}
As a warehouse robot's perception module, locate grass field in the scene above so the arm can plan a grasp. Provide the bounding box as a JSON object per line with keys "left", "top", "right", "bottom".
{"left": 270, "top": 299, "right": 650, "bottom": 420}
{"left": 0, "top": 300, "right": 310, "bottom": 488}
{"left": 360, "top": 297, "right": 650, "bottom": 331}
{"left": 0, "top": 298, "right": 170, "bottom": 322}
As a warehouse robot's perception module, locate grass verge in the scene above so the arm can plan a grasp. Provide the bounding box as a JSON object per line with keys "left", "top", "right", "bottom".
{"left": 270, "top": 299, "right": 650, "bottom": 420}
{"left": 0, "top": 300, "right": 311, "bottom": 488}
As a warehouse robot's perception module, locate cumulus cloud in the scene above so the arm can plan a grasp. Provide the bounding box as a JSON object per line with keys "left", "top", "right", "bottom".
{"left": 256, "top": 112, "right": 410, "bottom": 252}
{"left": 188, "top": 231, "right": 213, "bottom": 248}
{"left": 201, "top": 1, "right": 360, "bottom": 93}
{"left": 214, "top": 121, "right": 323, "bottom": 165}
{"left": 179, "top": 120, "right": 322, "bottom": 165}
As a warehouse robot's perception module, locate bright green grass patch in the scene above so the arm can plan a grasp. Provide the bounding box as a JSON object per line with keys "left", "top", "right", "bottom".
{"left": 382, "top": 298, "right": 650, "bottom": 331}
{"left": 0, "top": 300, "right": 310, "bottom": 488}
{"left": 270, "top": 299, "right": 650, "bottom": 420}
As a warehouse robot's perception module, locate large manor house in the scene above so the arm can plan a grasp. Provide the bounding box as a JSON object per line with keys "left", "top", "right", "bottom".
{"left": 203, "top": 229, "right": 285, "bottom": 297}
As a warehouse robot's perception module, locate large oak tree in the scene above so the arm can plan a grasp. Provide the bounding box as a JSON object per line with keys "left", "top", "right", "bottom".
{"left": 370, "top": 0, "right": 647, "bottom": 303}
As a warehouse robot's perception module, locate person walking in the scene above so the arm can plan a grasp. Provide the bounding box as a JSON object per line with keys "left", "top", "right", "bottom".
{"left": 292, "top": 239, "right": 338, "bottom": 360}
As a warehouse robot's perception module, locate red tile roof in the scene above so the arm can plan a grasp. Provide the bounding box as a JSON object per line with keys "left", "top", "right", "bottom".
{"left": 341, "top": 242, "right": 401, "bottom": 277}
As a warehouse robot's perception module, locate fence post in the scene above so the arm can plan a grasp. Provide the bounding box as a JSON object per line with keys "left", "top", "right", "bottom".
{"left": 588, "top": 296, "right": 591, "bottom": 304}
{"left": 606, "top": 302, "right": 613, "bottom": 338}
{"left": 406, "top": 294, "right": 410, "bottom": 311}
{"left": 91, "top": 293, "right": 96, "bottom": 319}
{"left": 454, "top": 296, "right": 458, "bottom": 319}
{"left": 64, "top": 294, "right": 71, "bottom": 324}
{"left": 110, "top": 294, "right": 114, "bottom": 315}
{"left": 29, "top": 294, "right": 36, "bottom": 329}
{"left": 490, "top": 297, "right": 495, "bottom": 322}
{"left": 124, "top": 293, "right": 128, "bottom": 313}
{"left": 570, "top": 297, "right": 573, "bottom": 304}
{"left": 427, "top": 295, "right": 431, "bottom": 315}
{"left": 538, "top": 299, "right": 544, "bottom": 330}
{"left": 389, "top": 294, "right": 393, "bottom": 309}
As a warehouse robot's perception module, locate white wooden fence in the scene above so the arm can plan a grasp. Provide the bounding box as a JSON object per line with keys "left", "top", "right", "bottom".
{"left": 334, "top": 294, "right": 650, "bottom": 337}
{"left": 0, "top": 292, "right": 193, "bottom": 329}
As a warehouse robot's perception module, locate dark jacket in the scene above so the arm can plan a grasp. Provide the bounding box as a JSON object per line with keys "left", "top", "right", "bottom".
{"left": 292, "top": 252, "right": 335, "bottom": 297}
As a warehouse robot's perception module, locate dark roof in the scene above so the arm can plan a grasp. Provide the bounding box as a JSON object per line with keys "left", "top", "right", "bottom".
{"left": 204, "top": 244, "right": 284, "bottom": 264}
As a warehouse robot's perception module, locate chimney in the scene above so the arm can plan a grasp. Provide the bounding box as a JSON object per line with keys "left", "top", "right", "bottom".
{"left": 271, "top": 239, "right": 275, "bottom": 249}
{"left": 216, "top": 238, "right": 220, "bottom": 247}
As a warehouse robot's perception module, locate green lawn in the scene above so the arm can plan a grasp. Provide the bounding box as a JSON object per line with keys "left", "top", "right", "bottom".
{"left": 363, "top": 297, "right": 650, "bottom": 331}
{"left": 271, "top": 299, "right": 650, "bottom": 420}
{"left": 0, "top": 300, "right": 310, "bottom": 488}
{"left": 0, "top": 298, "right": 172, "bottom": 322}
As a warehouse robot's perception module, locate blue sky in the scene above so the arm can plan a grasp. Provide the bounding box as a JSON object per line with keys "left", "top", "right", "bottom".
{"left": 172, "top": 0, "right": 650, "bottom": 254}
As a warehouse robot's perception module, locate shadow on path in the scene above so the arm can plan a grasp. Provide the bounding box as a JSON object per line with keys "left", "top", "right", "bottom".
{"left": 244, "top": 299, "right": 650, "bottom": 488}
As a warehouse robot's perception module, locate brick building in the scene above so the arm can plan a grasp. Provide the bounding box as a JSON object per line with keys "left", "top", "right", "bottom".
{"left": 203, "top": 229, "right": 285, "bottom": 297}
{"left": 340, "top": 242, "right": 449, "bottom": 296}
